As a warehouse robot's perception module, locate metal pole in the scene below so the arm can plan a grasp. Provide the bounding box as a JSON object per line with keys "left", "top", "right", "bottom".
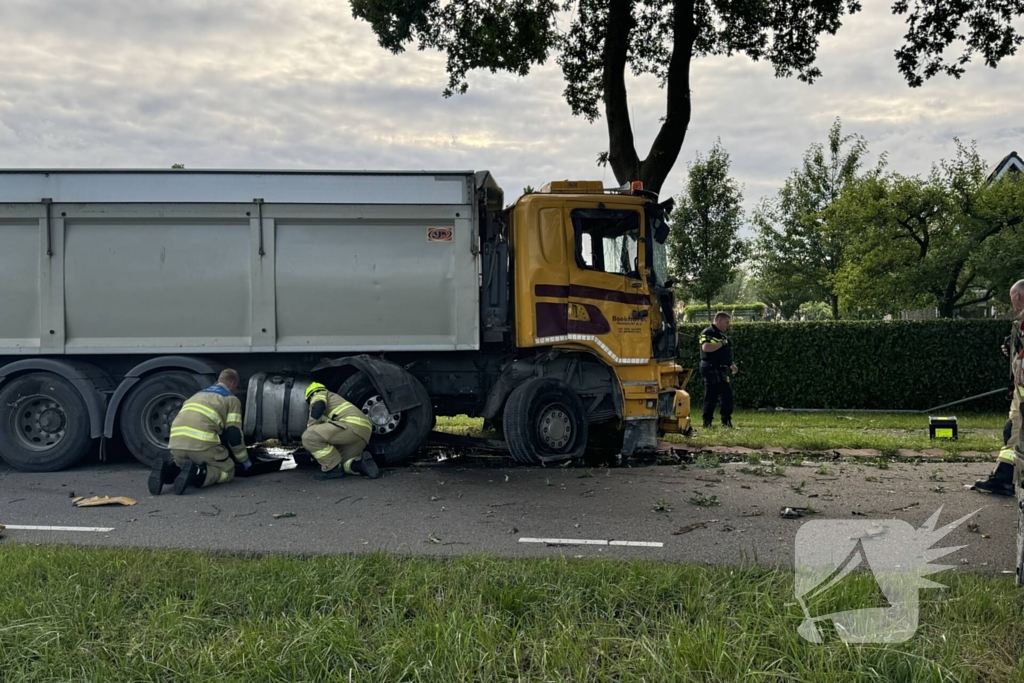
{"left": 758, "top": 387, "right": 1008, "bottom": 415}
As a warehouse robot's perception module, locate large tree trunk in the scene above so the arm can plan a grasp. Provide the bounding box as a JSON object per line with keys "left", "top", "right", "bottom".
{"left": 603, "top": 0, "right": 695, "bottom": 196}
{"left": 830, "top": 294, "right": 840, "bottom": 320}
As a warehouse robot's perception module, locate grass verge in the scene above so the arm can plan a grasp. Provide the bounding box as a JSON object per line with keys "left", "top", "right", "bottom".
{"left": 663, "top": 410, "right": 1005, "bottom": 456}
{"left": 1, "top": 545, "right": 1022, "bottom": 682}
{"left": 436, "top": 412, "right": 1006, "bottom": 456}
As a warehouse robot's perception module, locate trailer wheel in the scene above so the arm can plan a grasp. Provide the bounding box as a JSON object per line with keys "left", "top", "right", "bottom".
{"left": 0, "top": 372, "right": 94, "bottom": 472}
{"left": 121, "top": 371, "right": 203, "bottom": 467}
{"left": 338, "top": 372, "right": 433, "bottom": 465}
{"left": 503, "top": 377, "right": 588, "bottom": 465}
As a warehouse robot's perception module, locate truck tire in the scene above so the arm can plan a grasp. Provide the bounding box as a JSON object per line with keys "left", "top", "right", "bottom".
{"left": 503, "top": 377, "right": 588, "bottom": 465}
{"left": 338, "top": 372, "right": 433, "bottom": 465}
{"left": 121, "top": 371, "right": 203, "bottom": 467}
{"left": 0, "top": 372, "right": 95, "bottom": 472}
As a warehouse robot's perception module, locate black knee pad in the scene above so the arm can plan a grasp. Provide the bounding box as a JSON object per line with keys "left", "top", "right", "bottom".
{"left": 1004, "top": 419, "right": 1013, "bottom": 445}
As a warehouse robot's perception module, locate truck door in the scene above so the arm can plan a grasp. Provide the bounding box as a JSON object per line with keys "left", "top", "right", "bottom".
{"left": 565, "top": 206, "right": 652, "bottom": 365}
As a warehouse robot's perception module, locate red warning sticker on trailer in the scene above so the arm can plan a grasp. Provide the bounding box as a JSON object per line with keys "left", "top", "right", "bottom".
{"left": 427, "top": 227, "right": 453, "bottom": 242}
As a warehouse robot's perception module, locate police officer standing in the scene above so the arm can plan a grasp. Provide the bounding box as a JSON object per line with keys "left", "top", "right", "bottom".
{"left": 699, "top": 311, "right": 738, "bottom": 429}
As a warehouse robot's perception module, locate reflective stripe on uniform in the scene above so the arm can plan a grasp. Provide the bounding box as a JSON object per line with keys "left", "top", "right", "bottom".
{"left": 312, "top": 445, "right": 336, "bottom": 459}
{"left": 179, "top": 403, "right": 224, "bottom": 427}
{"left": 169, "top": 426, "right": 220, "bottom": 443}
{"left": 329, "top": 406, "right": 371, "bottom": 429}
{"left": 998, "top": 448, "right": 1016, "bottom": 464}
{"left": 226, "top": 412, "right": 242, "bottom": 425}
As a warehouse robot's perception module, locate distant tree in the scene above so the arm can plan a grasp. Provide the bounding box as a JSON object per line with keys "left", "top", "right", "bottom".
{"left": 667, "top": 141, "right": 746, "bottom": 318}
{"left": 752, "top": 119, "right": 875, "bottom": 320}
{"left": 171, "top": 163, "right": 185, "bottom": 169}
{"left": 797, "top": 301, "right": 833, "bottom": 320}
{"left": 836, "top": 141, "right": 1024, "bottom": 317}
{"left": 522, "top": 185, "right": 536, "bottom": 195}
{"left": 350, "top": 0, "right": 1024, "bottom": 195}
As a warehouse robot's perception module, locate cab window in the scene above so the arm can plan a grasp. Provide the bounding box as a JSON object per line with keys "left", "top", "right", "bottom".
{"left": 571, "top": 209, "right": 641, "bottom": 278}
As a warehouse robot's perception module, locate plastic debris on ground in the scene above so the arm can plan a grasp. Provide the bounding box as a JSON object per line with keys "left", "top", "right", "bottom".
{"left": 72, "top": 496, "right": 137, "bottom": 507}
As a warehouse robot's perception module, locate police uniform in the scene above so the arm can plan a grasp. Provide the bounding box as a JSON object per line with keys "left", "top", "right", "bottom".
{"left": 301, "top": 383, "right": 379, "bottom": 479}
{"left": 168, "top": 384, "right": 249, "bottom": 488}
{"left": 698, "top": 323, "right": 733, "bottom": 428}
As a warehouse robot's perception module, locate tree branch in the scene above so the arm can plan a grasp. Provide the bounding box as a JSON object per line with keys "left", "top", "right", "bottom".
{"left": 602, "top": 0, "right": 639, "bottom": 186}
{"left": 641, "top": 0, "right": 695, "bottom": 194}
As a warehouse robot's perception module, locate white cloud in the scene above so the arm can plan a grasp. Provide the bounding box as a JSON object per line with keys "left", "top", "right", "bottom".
{"left": 0, "top": 0, "right": 1019, "bottom": 211}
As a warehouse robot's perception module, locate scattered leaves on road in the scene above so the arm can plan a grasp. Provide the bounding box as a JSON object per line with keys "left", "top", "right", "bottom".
{"left": 272, "top": 512, "right": 296, "bottom": 519}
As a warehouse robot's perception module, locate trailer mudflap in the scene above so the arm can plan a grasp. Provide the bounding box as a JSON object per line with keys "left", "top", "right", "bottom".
{"left": 310, "top": 355, "right": 423, "bottom": 413}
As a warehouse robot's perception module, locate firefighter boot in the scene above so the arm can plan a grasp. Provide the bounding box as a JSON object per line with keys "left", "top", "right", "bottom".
{"left": 346, "top": 451, "right": 381, "bottom": 479}
{"left": 314, "top": 465, "right": 346, "bottom": 481}
{"left": 973, "top": 462, "right": 1015, "bottom": 497}
{"left": 173, "top": 462, "right": 208, "bottom": 495}
{"left": 148, "top": 457, "right": 181, "bottom": 496}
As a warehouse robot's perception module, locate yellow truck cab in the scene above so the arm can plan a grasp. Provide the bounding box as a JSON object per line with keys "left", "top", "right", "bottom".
{"left": 490, "top": 179, "right": 692, "bottom": 462}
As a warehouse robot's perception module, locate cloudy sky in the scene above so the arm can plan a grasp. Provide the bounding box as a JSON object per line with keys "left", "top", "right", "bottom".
{"left": 0, "top": 0, "right": 1020, "bottom": 212}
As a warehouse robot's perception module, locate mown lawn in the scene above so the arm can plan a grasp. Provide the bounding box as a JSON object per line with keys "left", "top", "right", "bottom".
{"left": 437, "top": 411, "right": 1007, "bottom": 456}
{"left": 1, "top": 546, "right": 1022, "bottom": 682}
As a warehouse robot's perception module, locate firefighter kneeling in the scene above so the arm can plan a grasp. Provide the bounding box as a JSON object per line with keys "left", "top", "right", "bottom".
{"left": 149, "top": 368, "right": 251, "bottom": 496}
{"left": 301, "top": 382, "right": 380, "bottom": 481}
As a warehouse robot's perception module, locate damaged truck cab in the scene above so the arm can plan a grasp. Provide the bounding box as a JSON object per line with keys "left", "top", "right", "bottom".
{"left": 0, "top": 169, "right": 690, "bottom": 472}
{"left": 484, "top": 180, "right": 691, "bottom": 462}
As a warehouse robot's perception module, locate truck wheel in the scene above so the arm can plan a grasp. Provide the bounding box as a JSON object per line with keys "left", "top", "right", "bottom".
{"left": 338, "top": 372, "right": 433, "bottom": 465}
{"left": 121, "top": 372, "right": 203, "bottom": 467}
{"left": 503, "top": 377, "right": 588, "bottom": 465}
{"left": 0, "top": 372, "right": 94, "bottom": 472}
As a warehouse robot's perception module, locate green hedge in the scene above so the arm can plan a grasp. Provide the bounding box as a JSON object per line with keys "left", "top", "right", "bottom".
{"left": 677, "top": 320, "right": 1012, "bottom": 412}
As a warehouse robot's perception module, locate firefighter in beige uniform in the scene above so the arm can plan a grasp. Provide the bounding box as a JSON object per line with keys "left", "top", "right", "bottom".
{"left": 301, "top": 382, "right": 380, "bottom": 481}
{"left": 148, "top": 369, "right": 251, "bottom": 495}
{"left": 974, "top": 280, "right": 1024, "bottom": 496}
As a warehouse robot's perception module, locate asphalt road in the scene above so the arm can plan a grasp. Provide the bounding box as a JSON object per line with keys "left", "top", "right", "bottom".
{"left": 1, "top": 453, "right": 1019, "bottom": 575}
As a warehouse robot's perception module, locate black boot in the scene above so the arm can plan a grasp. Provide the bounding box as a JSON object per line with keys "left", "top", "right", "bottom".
{"left": 314, "top": 464, "right": 346, "bottom": 481}
{"left": 173, "top": 462, "right": 207, "bottom": 495}
{"left": 973, "top": 462, "right": 1015, "bottom": 497}
{"left": 703, "top": 420, "right": 713, "bottom": 429}
{"left": 148, "top": 458, "right": 181, "bottom": 496}
{"left": 348, "top": 451, "right": 381, "bottom": 479}
{"left": 722, "top": 419, "right": 734, "bottom": 429}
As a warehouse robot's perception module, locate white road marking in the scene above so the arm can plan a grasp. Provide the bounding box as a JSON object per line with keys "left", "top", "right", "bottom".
{"left": 609, "top": 540, "right": 664, "bottom": 548}
{"left": 519, "top": 537, "right": 663, "bottom": 548}
{"left": 3, "top": 525, "right": 114, "bottom": 533}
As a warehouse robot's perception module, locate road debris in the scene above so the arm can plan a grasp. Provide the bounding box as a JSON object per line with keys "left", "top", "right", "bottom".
{"left": 673, "top": 522, "right": 708, "bottom": 535}
{"left": 72, "top": 496, "right": 137, "bottom": 507}
{"left": 967, "top": 522, "right": 980, "bottom": 533}
{"left": 272, "top": 512, "right": 296, "bottom": 519}
{"left": 780, "top": 507, "right": 814, "bottom": 519}
{"left": 428, "top": 534, "right": 442, "bottom": 544}
{"left": 892, "top": 502, "right": 920, "bottom": 512}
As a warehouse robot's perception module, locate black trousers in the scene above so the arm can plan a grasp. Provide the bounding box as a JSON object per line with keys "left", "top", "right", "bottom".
{"left": 701, "top": 365, "right": 733, "bottom": 426}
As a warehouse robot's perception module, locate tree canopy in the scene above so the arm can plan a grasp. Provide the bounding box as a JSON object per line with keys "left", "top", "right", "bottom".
{"left": 667, "top": 141, "right": 746, "bottom": 315}
{"left": 751, "top": 119, "right": 874, "bottom": 319}
{"left": 835, "top": 142, "right": 1024, "bottom": 317}
{"left": 351, "top": 0, "right": 1024, "bottom": 194}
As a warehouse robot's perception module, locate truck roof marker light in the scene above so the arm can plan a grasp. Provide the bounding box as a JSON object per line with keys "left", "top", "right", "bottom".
{"left": 630, "top": 181, "right": 644, "bottom": 193}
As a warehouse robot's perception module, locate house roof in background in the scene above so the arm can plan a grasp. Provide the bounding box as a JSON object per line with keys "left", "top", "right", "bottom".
{"left": 988, "top": 151, "right": 1024, "bottom": 182}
